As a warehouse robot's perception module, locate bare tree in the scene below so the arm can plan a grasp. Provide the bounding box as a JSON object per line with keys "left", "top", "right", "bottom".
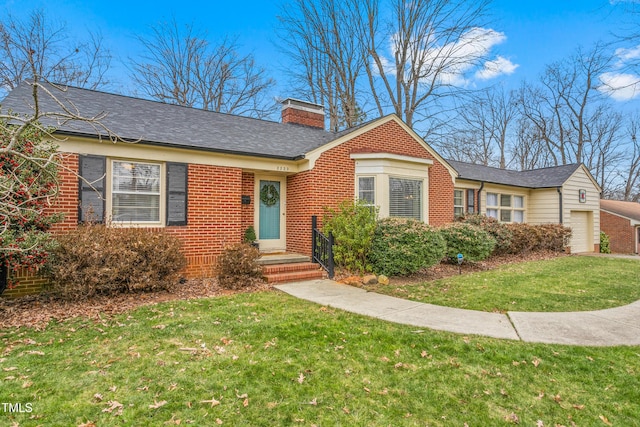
{"left": 518, "top": 43, "right": 617, "bottom": 166}
{"left": 0, "top": 9, "right": 111, "bottom": 96}
{"left": 510, "top": 117, "right": 554, "bottom": 170}
{"left": 363, "top": 0, "right": 492, "bottom": 130}
{"left": 277, "top": 0, "right": 369, "bottom": 131}
{"left": 440, "top": 87, "right": 517, "bottom": 167}
{"left": 131, "top": 20, "right": 277, "bottom": 119}
{"left": 613, "top": 114, "right": 640, "bottom": 201}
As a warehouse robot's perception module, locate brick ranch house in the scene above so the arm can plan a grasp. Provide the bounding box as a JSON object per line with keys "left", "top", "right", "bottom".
{"left": 600, "top": 199, "right": 640, "bottom": 254}
{"left": 1, "top": 82, "right": 601, "bottom": 295}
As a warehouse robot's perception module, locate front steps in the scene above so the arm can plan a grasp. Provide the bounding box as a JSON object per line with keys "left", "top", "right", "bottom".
{"left": 258, "top": 253, "right": 326, "bottom": 283}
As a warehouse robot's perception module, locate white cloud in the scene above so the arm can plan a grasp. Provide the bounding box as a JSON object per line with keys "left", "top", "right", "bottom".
{"left": 374, "top": 27, "right": 515, "bottom": 86}
{"left": 599, "top": 72, "right": 640, "bottom": 101}
{"left": 475, "top": 56, "right": 519, "bottom": 80}
{"left": 615, "top": 45, "right": 640, "bottom": 62}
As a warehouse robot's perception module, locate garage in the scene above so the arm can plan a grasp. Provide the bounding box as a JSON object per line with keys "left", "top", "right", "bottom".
{"left": 570, "top": 211, "right": 591, "bottom": 253}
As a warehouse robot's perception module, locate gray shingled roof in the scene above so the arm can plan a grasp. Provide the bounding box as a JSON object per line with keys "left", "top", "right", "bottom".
{"left": 447, "top": 159, "right": 582, "bottom": 188}
{"left": 1, "top": 82, "right": 341, "bottom": 160}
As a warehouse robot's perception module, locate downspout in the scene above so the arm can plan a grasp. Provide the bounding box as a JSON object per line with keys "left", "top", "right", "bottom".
{"left": 557, "top": 187, "right": 563, "bottom": 224}
{"left": 477, "top": 182, "right": 485, "bottom": 214}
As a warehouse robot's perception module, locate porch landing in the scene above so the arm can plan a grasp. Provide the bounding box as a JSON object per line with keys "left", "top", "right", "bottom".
{"left": 258, "top": 253, "right": 326, "bottom": 284}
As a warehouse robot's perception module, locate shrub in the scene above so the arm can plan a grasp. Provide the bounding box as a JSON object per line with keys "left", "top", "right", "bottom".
{"left": 323, "top": 200, "right": 378, "bottom": 274}
{"left": 243, "top": 226, "right": 257, "bottom": 243}
{"left": 439, "top": 223, "right": 496, "bottom": 262}
{"left": 600, "top": 231, "right": 611, "bottom": 254}
{"left": 216, "top": 243, "right": 263, "bottom": 290}
{"left": 458, "top": 214, "right": 513, "bottom": 255}
{"left": 506, "top": 223, "right": 571, "bottom": 253}
{"left": 369, "top": 217, "right": 446, "bottom": 276}
{"left": 47, "top": 224, "right": 186, "bottom": 300}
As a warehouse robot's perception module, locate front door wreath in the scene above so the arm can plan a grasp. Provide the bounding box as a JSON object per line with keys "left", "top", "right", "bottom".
{"left": 260, "top": 183, "right": 280, "bottom": 207}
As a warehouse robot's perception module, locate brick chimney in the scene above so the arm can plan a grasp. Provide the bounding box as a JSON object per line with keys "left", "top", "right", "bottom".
{"left": 281, "top": 98, "right": 325, "bottom": 129}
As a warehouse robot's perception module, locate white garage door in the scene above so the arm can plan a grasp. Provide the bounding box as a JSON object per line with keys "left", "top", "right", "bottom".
{"left": 570, "top": 211, "right": 590, "bottom": 253}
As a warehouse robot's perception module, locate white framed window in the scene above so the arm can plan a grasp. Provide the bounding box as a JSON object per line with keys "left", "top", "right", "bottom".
{"left": 111, "top": 160, "right": 162, "bottom": 223}
{"left": 389, "top": 177, "right": 422, "bottom": 220}
{"left": 454, "top": 189, "right": 464, "bottom": 218}
{"left": 358, "top": 176, "right": 375, "bottom": 205}
{"left": 513, "top": 196, "right": 524, "bottom": 223}
{"left": 486, "top": 192, "right": 525, "bottom": 223}
{"left": 486, "top": 193, "right": 499, "bottom": 219}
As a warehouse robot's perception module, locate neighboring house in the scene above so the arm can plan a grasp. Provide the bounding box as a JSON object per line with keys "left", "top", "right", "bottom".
{"left": 447, "top": 160, "right": 602, "bottom": 253}
{"left": 0, "top": 82, "right": 601, "bottom": 295}
{"left": 600, "top": 200, "right": 640, "bottom": 254}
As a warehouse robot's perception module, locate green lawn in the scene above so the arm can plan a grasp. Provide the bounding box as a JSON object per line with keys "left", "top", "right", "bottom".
{"left": 1, "top": 291, "right": 639, "bottom": 426}
{"left": 365, "top": 256, "right": 640, "bottom": 313}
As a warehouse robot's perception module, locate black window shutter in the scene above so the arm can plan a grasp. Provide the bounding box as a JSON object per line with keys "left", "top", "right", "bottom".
{"left": 78, "top": 155, "right": 106, "bottom": 223}
{"left": 166, "top": 162, "right": 188, "bottom": 226}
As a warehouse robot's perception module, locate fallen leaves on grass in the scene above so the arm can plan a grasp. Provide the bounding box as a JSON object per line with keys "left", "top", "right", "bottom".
{"left": 102, "top": 400, "right": 124, "bottom": 416}
{"left": 149, "top": 400, "right": 168, "bottom": 409}
{"left": 0, "top": 279, "right": 272, "bottom": 329}
{"left": 200, "top": 397, "right": 220, "bottom": 407}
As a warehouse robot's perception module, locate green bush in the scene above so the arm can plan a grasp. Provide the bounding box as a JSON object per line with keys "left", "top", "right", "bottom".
{"left": 600, "top": 231, "right": 611, "bottom": 254}
{"left": 458, "top": 214, "right": 513, "bottom": 255}
{"left": 369, "top": 217, "right": 446, "bottom": 276}
{"left": 216, "top": 243, "right": 263, "bottom": 290}
{"left": 323, "top": 200, "right": 378, "bottom": 274}
{"left": 47, "top": 224, "right": 186, "bottom": 300}
{"left": 439, "top": 223, "right": 496, "bottom": 262}
{"left": 506, "top": 223, "right": 571, "bottom": 253}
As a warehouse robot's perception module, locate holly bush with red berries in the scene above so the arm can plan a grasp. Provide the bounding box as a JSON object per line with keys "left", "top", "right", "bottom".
{"left": 1, "top": 116, "right": 61, "bottom": 292}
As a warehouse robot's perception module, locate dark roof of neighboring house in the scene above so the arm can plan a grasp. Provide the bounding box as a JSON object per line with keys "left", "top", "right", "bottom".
{"left": 601, "top": 199, "right": 640, "bottom": 222}
{"left": 0, "top": 82, "right": 345, "bottom": 160}
{"left": 447, "top": 159, "right": 583, "bottom": 189}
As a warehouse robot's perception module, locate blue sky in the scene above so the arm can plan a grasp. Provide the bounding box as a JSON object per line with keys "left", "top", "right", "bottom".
{"left": 2, "top": 0, "right": 640, "bottom": 105}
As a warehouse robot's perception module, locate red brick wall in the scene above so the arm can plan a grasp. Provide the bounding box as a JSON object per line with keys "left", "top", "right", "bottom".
{"left": 600, "top": 211, "right": 635, "bottom": 253}
{"left": 241, "top": 172, "right": 255, "bottom": 234}
{"left": 286, "top": 119, "right": 454, "bottom": 256}
{"left": 282, "top": 108, "right": 324, "bottom": 129}
{"left": 4, "top": 157, "right": 244, "bottom": 297}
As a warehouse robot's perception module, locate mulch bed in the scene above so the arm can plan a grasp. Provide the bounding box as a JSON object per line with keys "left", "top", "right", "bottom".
{"left": 1, "top": 251, "right": 566, "bottom": 330}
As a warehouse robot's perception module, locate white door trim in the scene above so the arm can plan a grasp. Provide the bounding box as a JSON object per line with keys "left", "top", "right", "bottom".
{"left": 254, "top": 175, "right": 286, "bottom": 252}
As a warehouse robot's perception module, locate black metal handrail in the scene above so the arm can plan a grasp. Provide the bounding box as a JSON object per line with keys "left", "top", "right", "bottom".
{"left": 311, "top": 215, "right": 334, "bottom": 279}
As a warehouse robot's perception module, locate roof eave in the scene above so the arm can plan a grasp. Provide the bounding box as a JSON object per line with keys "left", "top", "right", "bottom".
{"left": 53, "top": 129, "right": 306, "bottom": 161}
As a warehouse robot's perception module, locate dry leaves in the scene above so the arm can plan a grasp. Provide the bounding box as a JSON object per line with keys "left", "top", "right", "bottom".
{"left": 201, "top": 397, "right": 220, "bottom": 407}
{"left": 102, "top": 400, "right": 124, "bottom": 416}
{"left": 149, "top": 400, "right": 168, "bottom": 409}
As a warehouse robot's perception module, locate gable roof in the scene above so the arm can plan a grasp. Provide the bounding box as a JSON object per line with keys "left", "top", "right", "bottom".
{"left": 601, "top": 199, "right": 640, "bottom": 223}
{"left": 447, "top": 159, "right": 583, "bottom": 189}
{"left": 1, "top": 81, "right": 343, "bottom": 160}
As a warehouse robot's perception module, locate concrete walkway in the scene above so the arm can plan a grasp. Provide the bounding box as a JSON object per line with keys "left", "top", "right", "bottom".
{"left": 275, "top": 279, "right": 640, "bottom": 347}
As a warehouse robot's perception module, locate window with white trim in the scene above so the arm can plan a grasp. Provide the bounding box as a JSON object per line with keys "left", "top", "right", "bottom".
{"left": 454, "top": 189, "right": 464, "bottom": 218}
{"left": 358, "top": 176, "right": 375, "bottom": 205}
{"left": 112, "top": 160, "right": 161, "bottom": 222}
{"left": 486, "top": 192, "right": 524, "bottom": 223}
{"left": 389, "top": 177, "right": 422, "bottom": 220}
